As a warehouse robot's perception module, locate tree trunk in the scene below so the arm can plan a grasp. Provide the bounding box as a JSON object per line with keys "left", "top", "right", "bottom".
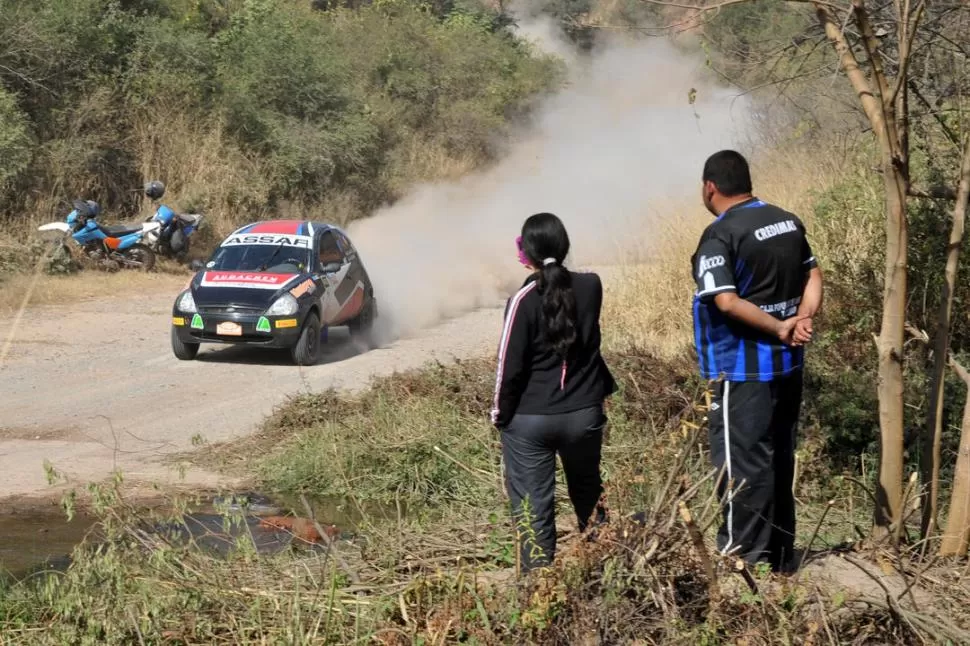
{"left": 921, "top": 139, "right": 970, "bottom": 540}
{"left": 940, "top": 358, "right": 970, "bottom": 556}
{"left": 874, "top": 163, "right": 909, "bottom": 534}
{"left": 825, "top": 0, "right": 911, "bottom": 536}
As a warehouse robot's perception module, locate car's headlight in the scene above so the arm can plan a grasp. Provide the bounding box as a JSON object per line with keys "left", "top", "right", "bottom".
{"left": 177, "top": 290, "right": 197, "bottom": 313}
{"left": 266, "top": 293, "right": 298, "bottom": 316}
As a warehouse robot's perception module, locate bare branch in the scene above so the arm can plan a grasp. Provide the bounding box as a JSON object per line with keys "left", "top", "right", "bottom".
{"left": 890, "top": 0, "right": 927, "bottom": 106}
{"left": 814, "top": 3, "right": 882, "bottom": 127}
{"left": 909, "top": 185, "right": 959, "bottom": 200}
{"left": 908, "top": 80, "right": 963, "bottom": 149}
{"left": 639, "top": 0, "right": 849, "bottom": 19}
{"left": 950, "top": 354, "right": 970, "bottom": 387}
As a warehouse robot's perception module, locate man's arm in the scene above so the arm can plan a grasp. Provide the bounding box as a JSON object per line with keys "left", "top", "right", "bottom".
{"left": 796, "top": 266, "right": 823, "bottom": 319}
{"left": 791, "top": 266, "right": 823, "bottom": 345}
{"left": 694, "top": 232, "right": 796, "bottom": 343}
{"left": 792, "top": 229, "right": 823, "bottom": 345}
{"left": 713, "top": 292, "right": 797, "bottom": 342}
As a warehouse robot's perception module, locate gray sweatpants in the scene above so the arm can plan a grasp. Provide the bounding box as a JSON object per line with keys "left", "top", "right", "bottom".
{"left": 500, "top": 405, "right": 607, "bottom": 572}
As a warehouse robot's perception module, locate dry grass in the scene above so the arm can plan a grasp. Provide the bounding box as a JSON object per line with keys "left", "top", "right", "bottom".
{"left": 130, "top": 105, "right": 273, "bottom": 243}
{"left": 601, "top": 145, "right": 846, "bottom": 356}
{"left": 0, "top": 268, "right": 187, "bottom": 316}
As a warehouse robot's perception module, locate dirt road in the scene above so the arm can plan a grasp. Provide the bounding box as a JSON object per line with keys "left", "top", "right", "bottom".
{"left": 0, "top": 275, "right": 505, "bottom": 501}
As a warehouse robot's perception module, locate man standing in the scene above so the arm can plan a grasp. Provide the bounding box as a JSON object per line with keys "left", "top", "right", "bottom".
{"left": 691, "top": 150, "right": 823, "bottom": 572}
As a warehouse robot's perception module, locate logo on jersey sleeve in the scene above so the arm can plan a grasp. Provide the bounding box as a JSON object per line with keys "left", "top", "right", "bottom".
{"left": 697, "top": 254, "right": 725, "bottom": 278}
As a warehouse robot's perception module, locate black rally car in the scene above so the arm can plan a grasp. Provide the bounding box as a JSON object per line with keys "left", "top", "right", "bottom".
{"left": 171, "top": 220, "right": 377, "bottom": 365}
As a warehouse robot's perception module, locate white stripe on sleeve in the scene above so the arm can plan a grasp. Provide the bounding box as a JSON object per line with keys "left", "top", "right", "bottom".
{"left": 490, "top": 282, "right": 538, "bottom": 424}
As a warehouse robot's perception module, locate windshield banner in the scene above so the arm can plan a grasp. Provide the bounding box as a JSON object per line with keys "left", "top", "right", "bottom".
{"left": 200, "top": 271, "right": 299, "bottom": 290}
{"left": 220, "top": 234, "right": 313, "bottom": 248}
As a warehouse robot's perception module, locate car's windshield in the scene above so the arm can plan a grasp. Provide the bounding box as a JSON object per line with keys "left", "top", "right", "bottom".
{"left": 207, "top": 235, "right": 313, "bottom": 273}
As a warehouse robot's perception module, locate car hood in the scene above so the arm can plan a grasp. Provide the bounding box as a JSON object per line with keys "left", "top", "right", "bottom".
{"left": 191, "top": 270, "right": 305, "bottom": 309}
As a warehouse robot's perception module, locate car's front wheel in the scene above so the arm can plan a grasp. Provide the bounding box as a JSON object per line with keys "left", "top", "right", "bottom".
{"left": 171, "top": 327, "right": 200, "bottom": 360}
{"left": 291, "top": 312, "right": 321, "bottom": 366}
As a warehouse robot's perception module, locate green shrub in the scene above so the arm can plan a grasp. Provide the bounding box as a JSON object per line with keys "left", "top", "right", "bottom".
{"left": 800, "top": 144, "right": 970, "bottom": 482}
{"left": 0, "top": 87, "right": 32, "bottom": 195}
{"left": 0, "top": 0, "right": 562, "bottom": 244}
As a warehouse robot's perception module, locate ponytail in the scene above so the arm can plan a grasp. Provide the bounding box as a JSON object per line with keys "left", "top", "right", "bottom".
{"left": 520, "top": 212, "right": 577, "bottom": 358}
{"left": 536, "top": 261, "right": 577, "bottom": 358}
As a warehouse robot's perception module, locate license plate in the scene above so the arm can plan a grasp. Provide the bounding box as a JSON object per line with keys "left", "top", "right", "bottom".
{"left": 216, "top": 321, "right": 242, "bottom": 336}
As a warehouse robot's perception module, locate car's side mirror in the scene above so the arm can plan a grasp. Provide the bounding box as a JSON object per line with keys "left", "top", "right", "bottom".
{"left": 189, "top": 259, "right": 205, "bottom": 272}
{"left": 321, "top": 261, "right": 342, "bottom": 274}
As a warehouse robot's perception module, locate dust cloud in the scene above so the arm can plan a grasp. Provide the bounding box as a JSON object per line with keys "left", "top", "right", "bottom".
{"left": 348, "top": 17, "right": 751, "bottom": 344}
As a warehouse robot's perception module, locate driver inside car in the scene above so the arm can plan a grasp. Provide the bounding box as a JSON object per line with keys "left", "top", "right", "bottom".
{"left": 319, "top": 233, "right": 343, "bottom": 267}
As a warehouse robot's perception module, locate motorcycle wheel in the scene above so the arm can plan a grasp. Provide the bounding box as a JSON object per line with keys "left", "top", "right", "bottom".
{"left": 118, "top": 244, "right": 156, "bottom": 271}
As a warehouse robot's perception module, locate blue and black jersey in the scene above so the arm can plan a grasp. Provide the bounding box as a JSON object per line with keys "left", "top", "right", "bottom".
{"left": 691, "top": 197, "right": 817, "bottom": 382}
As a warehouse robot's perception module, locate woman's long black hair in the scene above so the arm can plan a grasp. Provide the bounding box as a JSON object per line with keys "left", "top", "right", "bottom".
{"left": 520, "top": 212, "right": 577, "bottom": 359}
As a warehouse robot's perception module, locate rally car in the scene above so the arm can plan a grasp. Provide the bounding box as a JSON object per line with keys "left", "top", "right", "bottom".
{"left": 170, "top": 220, "right": 377, "bottom": 365}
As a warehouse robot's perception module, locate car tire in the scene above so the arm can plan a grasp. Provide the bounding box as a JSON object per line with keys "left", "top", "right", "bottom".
{"left": 291, "top": 312, "right": 321, "bottom": 366}
{"left": 348, "top": 297, "right": 376, "bottom": 338}
{"left": 171, "top": 326, "right": 200, "bottom": 360}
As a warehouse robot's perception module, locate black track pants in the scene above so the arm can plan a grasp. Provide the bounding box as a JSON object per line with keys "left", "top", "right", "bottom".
{"left": 501, "top": 405, "right": 607, "bottom": 572}
{"left": 708, "top": 371, "right": 803, "bottom": 570}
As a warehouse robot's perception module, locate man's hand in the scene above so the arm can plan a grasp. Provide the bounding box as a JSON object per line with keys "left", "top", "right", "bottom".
{"left": 713, "top": 293, "right": 817, "bottom": 346}
{"left": 792, "top": 317, "right": 813, "bottom": 346}
{"left": 716, "top": 292, "right": 802, "bottom": 343}
{"left": 776, "top": 317, "right": 799, "bottom": 345}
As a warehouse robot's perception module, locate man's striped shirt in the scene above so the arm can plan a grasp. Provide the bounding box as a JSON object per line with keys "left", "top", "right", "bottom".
{"left": 691, "top": 197, "right": 817, "bottom": 382}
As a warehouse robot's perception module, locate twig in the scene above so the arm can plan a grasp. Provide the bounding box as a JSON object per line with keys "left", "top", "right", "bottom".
{"left": 855, "top": 594, "right": 970, "bottom": 643}
{"left": 433, "top": 445, "right": 502, "bottom": 491}
{"left": 733, "top": 558, "right": 758, "bottom": 594}
{"left": 895, "top": 472, "right": 918, "bottom": 547}
{"left": 896, "top": 553, "right": 936, "bottom": 605}
{"left": 842, "top": 555, "right": 901, "bottom": 616}
{"left": 795, "top": 500, "right": 835, "bottom": 579}
{"left": 677, "top": 501, "right": 718, "bottom": 604}
{"left": 842, "top": 476, "right": 879, "bottom": 507}
{"left": 127, "top": 607, "right": 147, "bottom": 646}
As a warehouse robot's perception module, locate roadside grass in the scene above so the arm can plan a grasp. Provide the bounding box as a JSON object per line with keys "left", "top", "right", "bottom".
{"left": 0, "top": 265, "right": 188, "bottom": 316}
{"left": 4, "top": 352, "right": 970, "bottom": 643}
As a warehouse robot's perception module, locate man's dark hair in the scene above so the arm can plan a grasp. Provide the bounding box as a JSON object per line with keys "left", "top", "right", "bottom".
{"left": 702, "top": 150, "right": 753, "bottom": 196}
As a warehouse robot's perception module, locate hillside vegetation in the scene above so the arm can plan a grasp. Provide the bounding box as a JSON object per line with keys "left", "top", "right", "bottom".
{"left": 0, "top": 0, "right": 562, "bottom": 240}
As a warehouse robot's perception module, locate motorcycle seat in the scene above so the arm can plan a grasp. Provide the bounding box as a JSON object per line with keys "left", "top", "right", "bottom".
{"left": 176, "top": 213, "right": 203, "bottom": 226}
{"left": 99, "top": 223, "right": 144, "bottom": 237}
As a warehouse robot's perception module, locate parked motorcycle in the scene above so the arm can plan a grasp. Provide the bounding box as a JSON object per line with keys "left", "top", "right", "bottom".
{"left": 37, "top": 200, "right": 158, "bottom": 271}
{"left": 141, "top": 181, "right": 204, "bottom": 260}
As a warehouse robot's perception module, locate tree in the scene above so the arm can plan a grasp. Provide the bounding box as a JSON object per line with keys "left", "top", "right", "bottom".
{"left": 941, "top": 353, "right": 970, "bottom": 555}
{"left": 923, "top": 136, "right": 970, "bottom": 544}
{"left": 643, "top": 0, "right": 970, "bottom": 540}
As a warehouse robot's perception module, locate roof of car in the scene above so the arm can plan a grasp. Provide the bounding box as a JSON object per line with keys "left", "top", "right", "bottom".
{"left": 231, "top": 220, "right": 330, "bottom": 237}
{"left": 229, "top": 220, "right": 354, "bottom": 238}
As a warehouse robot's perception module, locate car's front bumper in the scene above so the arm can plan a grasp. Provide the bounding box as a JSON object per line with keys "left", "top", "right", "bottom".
{"left": 171, "top": 309, "right": 303, "bottom": 348}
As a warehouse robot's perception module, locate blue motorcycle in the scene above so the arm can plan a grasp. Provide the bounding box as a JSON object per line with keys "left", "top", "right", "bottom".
{"left": 141, "top": 180, "right": 204, "bottom": 261}
{"left": 37, "top": 200, "right": 157, "bottom": 271}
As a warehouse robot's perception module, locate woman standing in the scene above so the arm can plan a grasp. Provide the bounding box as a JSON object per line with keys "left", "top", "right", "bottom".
{"left": 491, "top": 212, "right": 616, "bottom": 573}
